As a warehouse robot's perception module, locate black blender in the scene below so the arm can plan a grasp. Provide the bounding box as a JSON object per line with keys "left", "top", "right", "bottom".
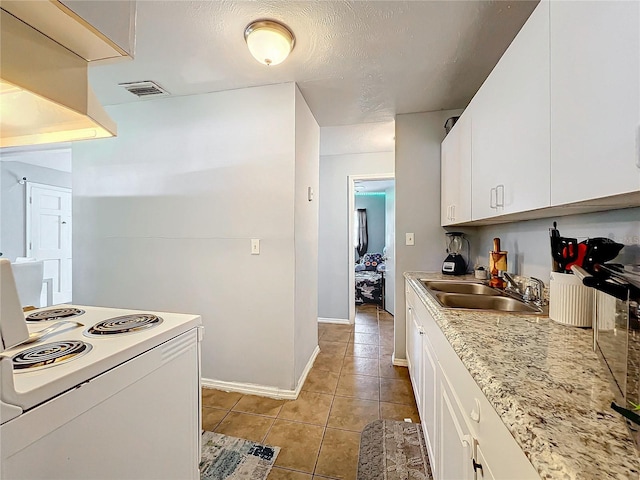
{"left": 442, "top": 232, "right": 469, "bottom": 275}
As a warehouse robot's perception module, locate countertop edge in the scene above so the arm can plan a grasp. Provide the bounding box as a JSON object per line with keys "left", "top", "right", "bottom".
{"left": 404, "top": 271, "right": 640, "bottom": 480}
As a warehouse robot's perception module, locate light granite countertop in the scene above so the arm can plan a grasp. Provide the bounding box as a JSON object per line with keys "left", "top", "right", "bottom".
{"left": 405, "top": 271, "right": 640, "bottom": 480}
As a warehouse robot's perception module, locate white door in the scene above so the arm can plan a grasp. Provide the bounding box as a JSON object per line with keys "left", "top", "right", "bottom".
{"left": 26, "top": 183, "right": 72, "bottom": 305}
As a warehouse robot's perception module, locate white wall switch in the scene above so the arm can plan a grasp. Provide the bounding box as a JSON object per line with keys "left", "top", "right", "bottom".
{"left": 251, "top": 239, "right": 260, "bottom": 255}
{"left": 406, "top": 233, "right": 415, "bottom": 246}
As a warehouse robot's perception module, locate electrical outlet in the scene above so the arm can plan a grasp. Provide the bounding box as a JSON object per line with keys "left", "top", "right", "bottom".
{"left": 251, "top": 239, "right": 260, "bottom": 255}
{"left": 406, "top": 233, "right": 415, "bottom": 246}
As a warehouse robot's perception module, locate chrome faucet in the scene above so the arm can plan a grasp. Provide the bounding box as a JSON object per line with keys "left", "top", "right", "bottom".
{"left": 527, "top": 277, "right": 546, "bottom": 306}
{"left": 498, "top": 272, "right": 546, "bottom": 307}
{"left": 499, "top": 271, "right": 523, "bottom": 295}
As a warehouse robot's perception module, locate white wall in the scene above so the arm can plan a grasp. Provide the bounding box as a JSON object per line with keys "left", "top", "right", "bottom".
{"left": 385, "top": 185, "right": 395, "bottom": 315}
{"left": 293, "top": 86, "right": 320, "bottom": 382}
{"left": 355, "top": 194, "right": 386, "bottom": 256}
{"left": 0, "top": 160, "right": 71, "bottom": 261}
{"left": 72, "top": 83, "right": 319, "bottom": 392}
{"left": 318, "top": 152, "right": 394, "bottom": 321}
{"left": 394, "top": 109, "right": 463, "bottom": 361}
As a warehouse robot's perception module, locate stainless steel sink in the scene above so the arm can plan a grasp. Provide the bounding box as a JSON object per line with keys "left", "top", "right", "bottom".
{"left": 418, "top": 279, "right": 545, "bottom": 314}
{"left": 421, "top": 281, "right": 501, "bottom": 296}
{"left": 434, "top": 292, "right": 543, "bottom": 314}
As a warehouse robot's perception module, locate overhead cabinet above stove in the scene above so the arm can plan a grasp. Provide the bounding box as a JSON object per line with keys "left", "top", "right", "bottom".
{"left": 0, "top": 1, "right": 135, "bottom": 148}
{"left": 1, "top": 0, "right": 136, "bottom": 61}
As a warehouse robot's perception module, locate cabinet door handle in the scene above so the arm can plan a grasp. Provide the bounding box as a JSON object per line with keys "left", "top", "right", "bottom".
{"left": 470, "top": 398, "right": 481, "bottom": 422}
{"left": 496, "top": 184, "right": 505, "bottom": 208}
{"left": 490, "top": 188, "right": 497, "bottom": 209}
{"left": 451, "top": 204, "right": 456, "bottom": 222}
{"left": 461, "top": 434, "right": 474, "bottom": 457}
{"left": 473, "top": 459, "right": 483, "bottom": 475}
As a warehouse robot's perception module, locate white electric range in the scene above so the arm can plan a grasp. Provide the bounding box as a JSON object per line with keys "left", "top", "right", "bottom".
{"left": 0, "top": 260, "right": 203, "bottom": 480}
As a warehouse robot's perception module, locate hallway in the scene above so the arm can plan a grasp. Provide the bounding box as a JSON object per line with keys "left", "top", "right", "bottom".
{"left": 201, "top": 304, "right": 418, "bottom": 480}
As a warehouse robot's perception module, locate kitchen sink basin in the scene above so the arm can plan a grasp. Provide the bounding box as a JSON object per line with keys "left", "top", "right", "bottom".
{"left": 420, "top": 281, "right": 501, "bottom": 296}
{"left": 434, "top": 292, "right": 543, "bottom": 314}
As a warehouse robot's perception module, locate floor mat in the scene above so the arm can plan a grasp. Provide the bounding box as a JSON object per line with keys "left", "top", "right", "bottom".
{"left": 357, "top": 420, "right": 433, "bottom": 480}
{"left": 200, "top": 431, "right": 280, "bottom": 480}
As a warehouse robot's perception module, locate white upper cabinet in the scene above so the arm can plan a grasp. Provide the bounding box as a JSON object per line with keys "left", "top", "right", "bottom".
{"left": 550, "top": 0, "right": 640, "bottom": 205}
{"left": 471, "top": 1, "right": 550, "bottom": 221}
{"left": 441, "top": 114, "right": 472, "bottom": 226}
{"left": 60, "top": 0, "right": 136, "bottom": 58}
{"left": 1, "top": 0, "right": 135, "bottom": 62}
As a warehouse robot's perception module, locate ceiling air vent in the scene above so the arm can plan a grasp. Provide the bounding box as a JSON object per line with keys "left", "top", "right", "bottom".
{"left": 119, "top": 81, "right": 169, "bottom": 98}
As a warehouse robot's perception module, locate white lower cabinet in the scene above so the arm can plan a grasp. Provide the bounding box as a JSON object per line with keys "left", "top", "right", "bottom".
{"left": 475, "top": 445, "right": 496, "bottom": 480}
{"left": 406, "top": 303, "right": 423, "bottom": 414}
{"left": 421, "top": 334, "right": 439, "bottom": 475}
{"left": 406, "top": 280, "right": 539, "bottom": 480}
{"left": 439, "top": 378, "right": 475, "bottom": 480}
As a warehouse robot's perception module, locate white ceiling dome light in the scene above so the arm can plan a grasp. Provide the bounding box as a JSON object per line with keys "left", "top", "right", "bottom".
{"left": 244, "top": 20, "right": 295, "bottom": 66}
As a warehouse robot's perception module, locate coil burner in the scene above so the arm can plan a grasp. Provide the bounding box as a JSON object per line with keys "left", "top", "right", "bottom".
{"left": 12, "top": 340, "right": 92, "bottom": 372}
{"left": 26, "top": 308, "right": 85, "bottom": 322}
{"left": 85, "top": 314, "right": 163, "bottom": 337}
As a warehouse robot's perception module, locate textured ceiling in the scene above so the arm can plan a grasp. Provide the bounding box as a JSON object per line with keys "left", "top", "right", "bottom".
{"left": 320, "top": 122, "right": 395, "bottom": 156}
{"left": 89, "top": 0, "right": 538, "bottom": 127}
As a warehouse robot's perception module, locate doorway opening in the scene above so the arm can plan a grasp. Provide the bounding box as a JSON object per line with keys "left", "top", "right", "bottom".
{"left": 348, "top": 174, "right": 395, "bottom": 324}
{"left": 0, "top": 145, "right": 73, "bottom": 308}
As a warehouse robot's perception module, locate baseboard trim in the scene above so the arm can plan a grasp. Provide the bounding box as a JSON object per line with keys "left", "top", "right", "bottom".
{"left": 294, "top": 345, "right": 320, "bottom": 397}
{"left": 201, "top": 345, "right": 320, "bottom": 400}
{"left": 318, "top": 317, "right": 350, "bottom": 325}
{"left": 392, "top": 353, "right": 408, "bottom": 367}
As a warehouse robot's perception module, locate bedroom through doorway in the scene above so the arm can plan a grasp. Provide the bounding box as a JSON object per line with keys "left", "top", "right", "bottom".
{"left": 347, "top": 175, "right": 395, "bottom": 324}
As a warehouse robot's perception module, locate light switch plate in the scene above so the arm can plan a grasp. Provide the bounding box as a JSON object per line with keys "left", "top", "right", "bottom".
{"left": 406, "top": 233, "right": 415, "bottom": 246}
{"left": 251, "top": 239, "right": 260, "bottom": 255}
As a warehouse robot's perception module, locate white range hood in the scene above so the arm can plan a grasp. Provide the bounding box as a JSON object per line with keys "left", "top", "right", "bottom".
{"left": 0, "top": 5, "right": 123, "bottom": 148}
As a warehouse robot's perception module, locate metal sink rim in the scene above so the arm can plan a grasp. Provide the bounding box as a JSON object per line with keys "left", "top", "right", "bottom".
{"left": 418, "top": 280, "right": 545, "bottom": 315}
{"left": 420, "top": 280, "right": 502, "bottom": 296}
{"left": 433, "top": 292, "right": 543, "bottom": 314}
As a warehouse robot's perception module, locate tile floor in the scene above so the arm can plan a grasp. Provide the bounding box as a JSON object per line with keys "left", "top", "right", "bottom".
{"left": 201, "top": 304, "right": 419, "bottom": 480}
